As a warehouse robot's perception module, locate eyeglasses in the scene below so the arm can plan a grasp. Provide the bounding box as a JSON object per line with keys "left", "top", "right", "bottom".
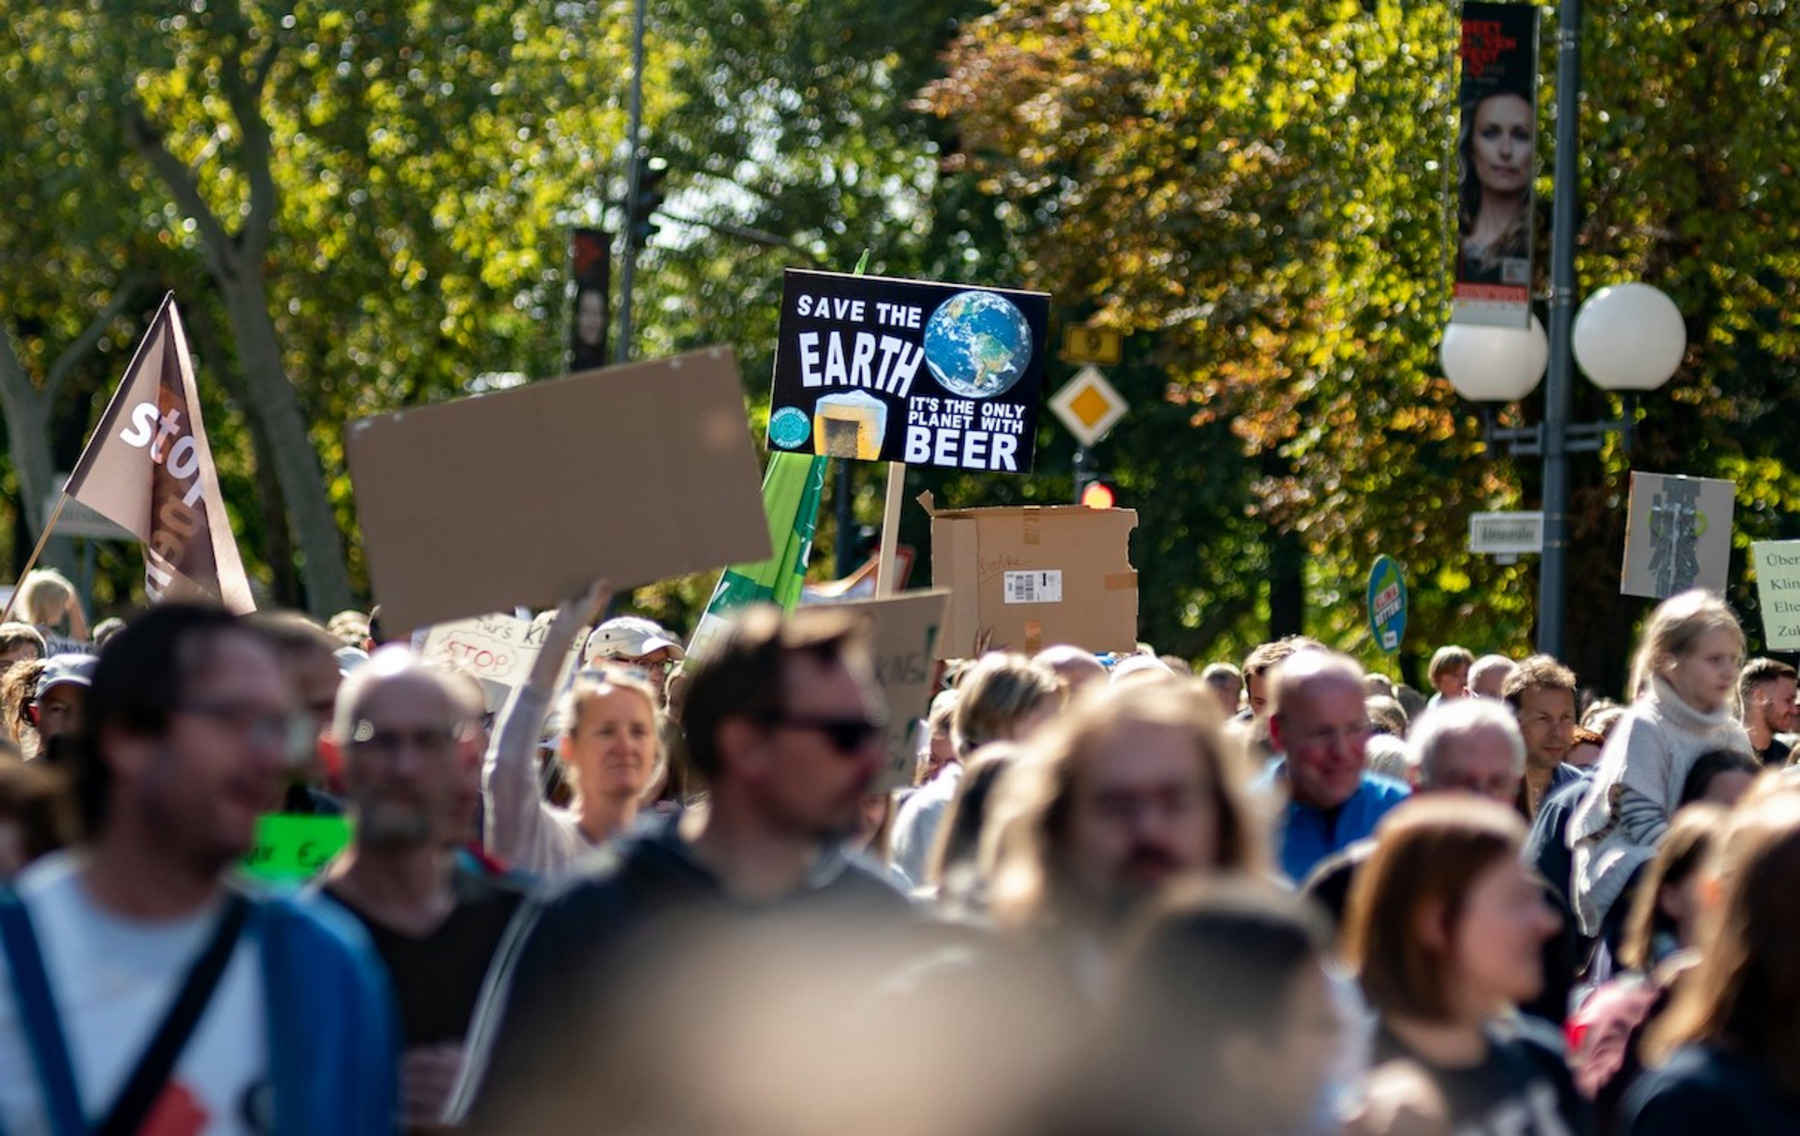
{"left": 607, "top": 656, "right": 676, "bottom": 678}
{"left": 177, "top": 700, "right": 315, "bottom": 760}
{"left": 761, "top": 713, "right": 885, "bottom": 755}
{"left": 349, "top": 720, "right": 472, "bottom": 759}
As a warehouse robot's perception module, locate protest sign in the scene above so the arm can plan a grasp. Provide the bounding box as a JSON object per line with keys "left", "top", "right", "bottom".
{"left": 1366, "top": 556, "right": 1408, "bottom": 654}
{"left": 346, "top": 347, "right": 771, "bottom": 634}
{"left": 766, "top": 269, "right": 1051, "bottom": 473}
{"left": 1750, "top": 541, "right": 1800, "bottom": 651}
{"left": 242, "top": 814, "right": 351, "bottom": 883}
{"left": 1621, "top": 472, "right": 1734, "bottom": 599}
{"left": 810, "top": 589, "right": 951, "bottom": 789}
{"left": 420, "top": 613, "right": 585, "bottom": 710}
{"left": 922, "top": 492, "right": 1137, "bottom": 658}
{"left": 1452, "top": 2, "right": 1539, "bottom": 329}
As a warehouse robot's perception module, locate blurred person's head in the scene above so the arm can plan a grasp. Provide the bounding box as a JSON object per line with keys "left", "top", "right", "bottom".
{"left": 78, "top": 605, "right": 301, "bottom": 873}
{"left": 16, "top": 569, "right": 76, "bottom": 630}
{"left": 951, "top": 653, "right": 1062, "bottom": 759}
{"left": 1467, "top": 654, "right": 1516, "bottom": 699}
{"left": 1581, "top": 699, "right": 1625, "bottom": 737}
{"left": 0, "top": 758, "right": 76, "bottom": 878}
{"left": 30, "top": 655, "right": 96, "bottom": 747}
{"left": 1565, "top": 725, "right": 1606, "bottom": 769}
{"left": 0, "top": 622, "right": 46, "bottom": 669}
{"left": 1198, "top": 662, "right": 1242, "bottom": 718}
{"left": 989, "top": 682, "right": 1260, "bottom": 932}
{"left": 1346, "top": 797, "right": 1560, "bottom": 1026}
{"left": 1366, "top": 694, "right": 1409, "bottom": 738}
{"left": 1109, "top": 654, "right": 1175, "bottom": 687}
{"left": 1647, "top": 793, "right": 1800, "bottom": 1095}
{"left": 1428, "top": 646, "right": 1474, "bottom": 701}
{"left": 681, "top": 605, "right": 885, "bottom": 843}
{"left": 917, "top": 688, "right": 961, "bottom": 785}
{"left": 1737, "top": 657, "right": 1798, "bottom": 738}
{"left": 90, "top": 618, "right": 127, "bottom": 649}
{"left": 1363, "top": 734, "right": 1416, "bottom": 786}
{"left": 928, "top": 741, "right": 1025, "bottom": 900}
{"left": 1501, "top": 654, "right": 1578, "bottom": 774}
{"left": 1409, "top": 698, "right": 1526, "bottom": 805}
{"left": 1033, "top": 645, "right": 1107, "bottom": 694}
{"left": 1630, "top": 589, "right": 1744, "bottom": 712}
{"left": 334, "top": 648, "right": 471, "bottom": 850}
{"left": 585, "top": 615, "right": 684, "bottom": 701}
{"left": 249, "top": 611, "right": 344, "bottom": 769}
{"left": 1241, "top": 636, "right": 1322, "bottom": 722}
{"left": 1096, "top": 879, "right": 1344, "bottom": 1135}
{"left": 1268, "top": 651, "right": 1371, "bottom": 811}
{"left": 1679, "top": 747, "right": 1761, "bottom": 808}
{"left": 1617, "top": 803, "right": 1724, "bottom": 972}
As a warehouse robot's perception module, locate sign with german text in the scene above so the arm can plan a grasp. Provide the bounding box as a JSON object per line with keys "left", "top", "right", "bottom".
{"left": 1366, "top": 556, "right": 1408, "bottom": 654}
{"left": 1749, "top": 541, "right": 1800, "bottom": 650}
{"left": 808, "top": 589, "right": 951, "bottom": 789}
{"left": 767, "top": 269, "right": 1050, "bottom": 473}
{"left": 1469, "top": 511, "right": 1544, "bottom": 555}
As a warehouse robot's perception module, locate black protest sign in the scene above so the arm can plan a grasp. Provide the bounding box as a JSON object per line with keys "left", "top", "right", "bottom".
{"left": 767, "top": 269, "right": 1050, "bottom": 473}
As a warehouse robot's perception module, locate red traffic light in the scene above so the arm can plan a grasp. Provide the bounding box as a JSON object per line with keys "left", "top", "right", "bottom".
{"left": 1080, "top": 482, "right": 1116, "bottom": 509}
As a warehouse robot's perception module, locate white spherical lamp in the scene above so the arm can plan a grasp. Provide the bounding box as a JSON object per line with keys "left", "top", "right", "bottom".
{"left": 1440, "top": 316, "right": 1549, "bottom": 403}
{"left": 1573, "top": 283, "right": 1685, "bottom": 392}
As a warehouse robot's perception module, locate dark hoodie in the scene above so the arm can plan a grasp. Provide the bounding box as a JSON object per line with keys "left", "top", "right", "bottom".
{"left": 457, "top": 810, "right": 911, "bottom": 1122}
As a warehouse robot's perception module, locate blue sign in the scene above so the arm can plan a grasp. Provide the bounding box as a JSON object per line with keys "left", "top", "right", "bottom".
{"left": 1366, "top": 556, "right": 1407, "bottom": 654}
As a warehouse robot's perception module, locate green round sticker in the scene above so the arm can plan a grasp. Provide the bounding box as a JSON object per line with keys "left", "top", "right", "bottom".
{"left": 768, "top": 407, "right": 811, "bottom": 450}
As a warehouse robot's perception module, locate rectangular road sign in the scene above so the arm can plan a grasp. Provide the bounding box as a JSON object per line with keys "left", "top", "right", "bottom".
{"left": 1468, "top": 511, "right": 1544, "bottom": 555}
{"left": 1060, "top": 325, "right": 1122, "bottom": 366}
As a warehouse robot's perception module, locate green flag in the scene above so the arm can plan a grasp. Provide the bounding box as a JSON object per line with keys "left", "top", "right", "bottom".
{"left": 687, "top": 450, "right": 828, "bottom": 657}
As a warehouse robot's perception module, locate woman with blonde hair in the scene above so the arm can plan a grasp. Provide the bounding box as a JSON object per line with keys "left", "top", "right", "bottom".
{"left": 483, "top": 584, "right": 663, "bottom": 877}
{"left": 1569, "top": 590, "right": 1751, "bottom": 941}
{"left": 1623, "top": 794, "right": 1800, "bottom": 1132}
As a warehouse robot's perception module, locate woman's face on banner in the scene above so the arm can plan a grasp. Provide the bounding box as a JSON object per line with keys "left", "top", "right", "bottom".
{"left": 1472, "top": 93, "right": 1533, "bottom": 195}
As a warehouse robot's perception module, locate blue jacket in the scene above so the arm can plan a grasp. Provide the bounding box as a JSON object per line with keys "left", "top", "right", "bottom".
{"left": 1262, "top": 765, "right": 1410, "bottom": 882}
{"left": 0, "top": 886, "right": 400, "bottom": 1136}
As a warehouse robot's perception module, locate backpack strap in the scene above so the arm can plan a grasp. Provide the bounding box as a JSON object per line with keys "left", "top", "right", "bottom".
{"left": 0, "top": 889, "right": 87, "bottom": 1136}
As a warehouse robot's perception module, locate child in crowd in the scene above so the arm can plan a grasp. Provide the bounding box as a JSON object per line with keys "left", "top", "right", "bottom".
{"left": 1426, "top": 645, "right": 1473, "bottom": 708}
{"left": 1568, "top": 591, "right": 1752, "bottom": 940}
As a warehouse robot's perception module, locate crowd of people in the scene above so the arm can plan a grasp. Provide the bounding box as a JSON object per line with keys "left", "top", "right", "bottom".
{"left": 0, "top": 567, "right": 1798, "bottom": 1135}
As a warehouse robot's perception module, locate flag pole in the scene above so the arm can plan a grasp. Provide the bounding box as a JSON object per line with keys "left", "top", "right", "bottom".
{"left": 1, "top": 493, "right": 75, "bottom": 623}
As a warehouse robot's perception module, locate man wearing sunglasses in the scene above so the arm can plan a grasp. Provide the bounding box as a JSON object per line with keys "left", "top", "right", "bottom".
{"left": 464, "top": 603, "right": 911, "bottom": 1118}
{"left": 0, "top": 604, "right": 397, "bottom": 1134}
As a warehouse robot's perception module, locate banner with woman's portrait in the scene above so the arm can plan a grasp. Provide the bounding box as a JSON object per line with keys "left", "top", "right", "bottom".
{"left": 1452, "top": 3, "right": 1540, "bottom": 328}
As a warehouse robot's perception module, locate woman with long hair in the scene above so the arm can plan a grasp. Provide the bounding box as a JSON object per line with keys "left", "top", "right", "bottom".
{"left": 1622, "top": 793, "right": 1800, "bottom": 1132}
{"left": 1457, "top": 85, "right": 1534, "bottom": 285}
{"left": 1345, "top": 796, "right": 1589, "bottom": 1133}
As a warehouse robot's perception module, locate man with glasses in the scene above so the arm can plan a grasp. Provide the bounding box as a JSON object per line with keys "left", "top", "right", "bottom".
{"left": 322, "top": 648, "right": 529, "bottom": 1132}
{"left": 1263, "top": 650, "right": 1408, "bottom": 882}
{"left": 465, "top": 603, "right": 910, "bottom": 1117}
{"left": 0, "top": 604, "right": 396, "bottom": 1134}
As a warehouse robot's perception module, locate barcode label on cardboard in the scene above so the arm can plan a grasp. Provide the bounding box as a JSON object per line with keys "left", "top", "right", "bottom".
{"left": 1003, "top": 570, "right": 1063, "bottom": 604}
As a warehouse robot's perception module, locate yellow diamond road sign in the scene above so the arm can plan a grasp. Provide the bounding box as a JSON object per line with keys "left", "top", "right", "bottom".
{"left": 1049, "top": 366, "right": 1128, "bottom": 447}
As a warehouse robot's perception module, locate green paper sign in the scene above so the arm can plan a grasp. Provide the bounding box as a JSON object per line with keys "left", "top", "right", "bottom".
{"left": 242, "top": 814, "right": 351, "bottom": 883}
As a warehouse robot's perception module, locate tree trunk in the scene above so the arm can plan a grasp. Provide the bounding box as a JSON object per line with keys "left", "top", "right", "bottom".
{"left": 216, "top": 270, "right": 354, "bottom": 615}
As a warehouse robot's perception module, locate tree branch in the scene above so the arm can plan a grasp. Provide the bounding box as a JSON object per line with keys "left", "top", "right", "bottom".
{"left": 220, "top": 25, "right": 283, "bottom": 260}
{"left": 43, "top": 275, "right": 143, "bottom": 403}
{"left": 123, "top": 100, "right": 237, "bottom": 277}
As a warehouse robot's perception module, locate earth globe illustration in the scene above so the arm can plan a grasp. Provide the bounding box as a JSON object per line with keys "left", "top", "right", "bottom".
{"left": 922, "top": 291, "right": 1034, "bottom": 399}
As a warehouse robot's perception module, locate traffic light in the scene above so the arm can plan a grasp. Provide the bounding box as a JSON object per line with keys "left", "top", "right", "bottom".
{"left": 629, "top": 155, "right": 668, "bottom": 245}
{"left": 1074, "top": 448, "right": 1117, "bottom": 508}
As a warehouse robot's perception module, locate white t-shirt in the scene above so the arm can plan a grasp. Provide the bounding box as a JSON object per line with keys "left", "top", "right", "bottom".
{"left": 0, "top": 852, "right": 269, "bottom": 1136}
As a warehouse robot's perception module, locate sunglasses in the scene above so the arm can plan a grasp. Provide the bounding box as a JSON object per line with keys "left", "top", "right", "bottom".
{"left": 762, "top": 713, "right": 885, "bottom": 754}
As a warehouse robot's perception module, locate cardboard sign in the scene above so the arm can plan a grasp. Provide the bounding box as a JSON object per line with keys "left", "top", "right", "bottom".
{"left": 419, "top": 613, "right": 585, "bottom": 711}
{"left": 1621, "top": 472, "right": 1734, "bottom": 599}
{"left": 1366, "top": 556, "right": 1408, "bottom": 654}
{"left": 346, "top": 347, "right": 772, "bottom": 634}
{"left": 1750, "top": 541, "right": 1800, "bottom": 650}
{"left": 921, "top": 492, "right": 1136, "bottom": 658}
{"left": 804, "top": 590, "right": 951, "bottom": 789}
{"left": 767, "top": 269, "right": 1050, "bottom": 473}
{"left": 242, "top": 814, "right": 351, "bottom": 883}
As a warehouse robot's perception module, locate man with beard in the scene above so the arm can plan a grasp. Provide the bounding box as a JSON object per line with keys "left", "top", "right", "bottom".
{"left": 321, "top": 649, "right": 528, "bottom": 1133}
{"left": 0, "top": 605, "right": 396, "bottom": 1134}
{"left": 463, "top": 604, "right": 910, "bottom": 1118}
{"left": 984, "top": 681, "right": 1263, "bottom": 1005}
{"left": 1737, "top": 658, "right": 1798, "bottom": 766}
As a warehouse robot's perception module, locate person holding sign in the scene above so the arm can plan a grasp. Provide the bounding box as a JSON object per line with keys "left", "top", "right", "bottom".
{"left": 483, "top": 583, "right": 664, "bottom": 877}
{"left": 321, "top": 650, "right": 530, "bottom": 1133}
{"left": 0, "top": 605, "right": 397, "bottom": 1134}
